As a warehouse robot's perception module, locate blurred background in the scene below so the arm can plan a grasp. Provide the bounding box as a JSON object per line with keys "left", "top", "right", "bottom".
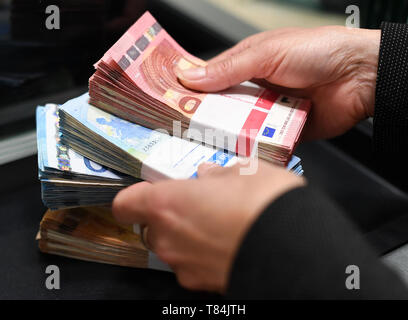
{"left": 2, "top": 0, "right": 408, "bottom": 299}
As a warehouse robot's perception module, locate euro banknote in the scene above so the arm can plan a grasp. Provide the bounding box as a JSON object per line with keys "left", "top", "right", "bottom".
{"left": 59, "top": 93, "right": 239, "bottom": 181}
{"left": 38, "top": 206, "right": 170, "bottom": 271}
{"left": 37, "top": 104, "right": 133, "bottom": 181}
{"left": 36, "top": 104, "right": 138, "bottom": 209}
{"left": 89, "top": 11, "right": 311, "bottom": 166}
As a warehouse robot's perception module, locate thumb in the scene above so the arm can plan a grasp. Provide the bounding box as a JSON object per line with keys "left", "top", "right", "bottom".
{"left": 175, "top": 48, "right": 265, "bottom": 92}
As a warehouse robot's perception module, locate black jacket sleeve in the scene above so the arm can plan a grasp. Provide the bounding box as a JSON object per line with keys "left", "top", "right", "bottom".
{"left": 227, "top": 22, "right": 408, "bottom": 299}
{"left": 374, "top": 22, "right": 408, "bottom": 187}
{"left": 226, "top": 187, "right": 408, "bottom": 299}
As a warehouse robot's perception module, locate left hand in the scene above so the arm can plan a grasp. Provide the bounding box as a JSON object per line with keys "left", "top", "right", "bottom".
{"left": 112, "top": 160, "right": 305, "bottom": 293}
{"left": 175, "top": 26, "right": 380, "bottom": 140}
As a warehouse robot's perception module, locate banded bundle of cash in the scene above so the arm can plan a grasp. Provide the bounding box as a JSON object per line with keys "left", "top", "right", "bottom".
{"left": 58, "top": 93, "right": 239, "bottom": 181}
{"left": 36, "top": 104, "right": 138, "bottom": 210}
{"left": 37, "top": 94, "right": 303, "bottom": 210}
{"left": 89, "top": 12, "right": 311, "bottom": 166}
{"left": 37, "top": 206, "right": 169, "bottom": 270}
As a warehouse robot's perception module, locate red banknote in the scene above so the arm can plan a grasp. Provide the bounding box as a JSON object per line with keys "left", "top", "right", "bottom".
{"left": 89, "top": 11, "right": 311, "bottom": 165}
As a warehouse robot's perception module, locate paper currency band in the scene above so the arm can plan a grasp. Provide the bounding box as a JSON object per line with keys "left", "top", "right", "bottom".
{"left": 236, "top": 109, "right": 268, "bottom": 157}
{"left": 188, "top": 87, "right": 309, "bottom": 158}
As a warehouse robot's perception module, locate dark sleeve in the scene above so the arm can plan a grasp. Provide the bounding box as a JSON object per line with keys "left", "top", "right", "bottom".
{"left": 226, "top": 186, "right": 408, "bottom": 299}
{"left": 373, "top": 22, "right": 408, "bottom": 185}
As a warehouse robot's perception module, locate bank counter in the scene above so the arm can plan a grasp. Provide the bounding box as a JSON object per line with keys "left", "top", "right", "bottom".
{"left": 1, "top": 0, "right": 408, "bottom": 299}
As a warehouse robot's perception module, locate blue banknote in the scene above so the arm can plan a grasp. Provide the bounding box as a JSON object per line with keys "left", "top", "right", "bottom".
{"left": 36, "top": 104, "right": 128, "bottom": 180}
{"left": 59, "top": 93, "right": 237, "bottom": 180}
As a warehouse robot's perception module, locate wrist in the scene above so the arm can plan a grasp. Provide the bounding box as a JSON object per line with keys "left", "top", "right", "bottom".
{"left": 353, "top": 28, "right": 381, "bottom": 118}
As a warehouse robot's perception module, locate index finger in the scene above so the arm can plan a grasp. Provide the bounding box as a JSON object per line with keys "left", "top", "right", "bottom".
{"left": 112, "top": 181, "right": 153, "bottom": 225}
{"left": 207, "top": 34, "right": 261, "bottom": 65}
{"left": 208, "top": 29, "right": 297, "bottom": 64}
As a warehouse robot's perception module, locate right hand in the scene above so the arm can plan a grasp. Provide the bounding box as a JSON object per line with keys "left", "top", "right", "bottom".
{"left": 113, "top": 161, "right": 305, "bottom": 293}
{"left": 175, "top": 26, "right": 381, "bottom": 140}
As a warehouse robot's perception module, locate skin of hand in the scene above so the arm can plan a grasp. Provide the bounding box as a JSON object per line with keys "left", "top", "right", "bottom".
{"left": 113, "top": 161, "right": 305, "bottom": 293}
{"left": 175, "top": 26, "right": 381, "bottom": 140}
{"left": 113, "top": 26, "right": 377, "bottom": 293}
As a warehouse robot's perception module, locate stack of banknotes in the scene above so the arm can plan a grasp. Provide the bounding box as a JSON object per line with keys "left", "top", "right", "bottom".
{"left": 36, "top": 96, "right": 302, "bottom": 267}
{"left": 37, "top": 93, "right": 303, "bottom": 209}
{"left": 36, "top": 11, "right": 307, "bottom": 268}
{"left": 89, "top": 11, "right": 310, "bottom": 166}
{"left": 37, "top": 206, "right": 170, "bottom": 270}
{"left": 36, "top": 104, "right": 138, "bottom": 210}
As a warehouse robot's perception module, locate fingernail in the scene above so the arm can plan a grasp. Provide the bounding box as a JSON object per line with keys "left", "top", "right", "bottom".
{"left": 175, "top": 66, "right": 206, "bottom": 81}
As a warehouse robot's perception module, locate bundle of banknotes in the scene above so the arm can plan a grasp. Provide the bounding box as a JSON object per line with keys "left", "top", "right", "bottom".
{"left": 89, "top": 11, "right": 311, "bottom": 166}
{"left": 36, "top": 94, "right": 303, "bottom": 209}
{"left": 37, "top": 206, "right": 170, "bottom": 270}
{"left": 36, "top": 103, "right": 138, "bottom": 209}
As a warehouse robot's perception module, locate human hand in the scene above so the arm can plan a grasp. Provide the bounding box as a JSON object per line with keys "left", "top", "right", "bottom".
{"left": 175, "top": 27, "right": 381, "bottom": 140}
{"left": 112, "top": 161, "right": 305, "bottom": 293}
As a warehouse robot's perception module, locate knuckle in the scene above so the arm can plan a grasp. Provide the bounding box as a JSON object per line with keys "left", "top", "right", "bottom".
{"left": 148, "top": 209, "right": 166, "bottom": 225}
{"left": 238, "top": 38, "right": 252, "bottom": 51}
{"left": 207, "top": 58, "right": 237, "bottom": 88}
{"left": 259, "top": 50, "right": 281, "bottom": 78}
{"left": 153, "top": 238, "right": 169, "bottom": 256}
{"left": 146, "top": 187, "right": 171, "bottom": 214}
{"left": 218, "top": 58, "right": 234, "bottom": 74}
{"left": 210, "top": 59, "right": 235, "bottom": 85}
